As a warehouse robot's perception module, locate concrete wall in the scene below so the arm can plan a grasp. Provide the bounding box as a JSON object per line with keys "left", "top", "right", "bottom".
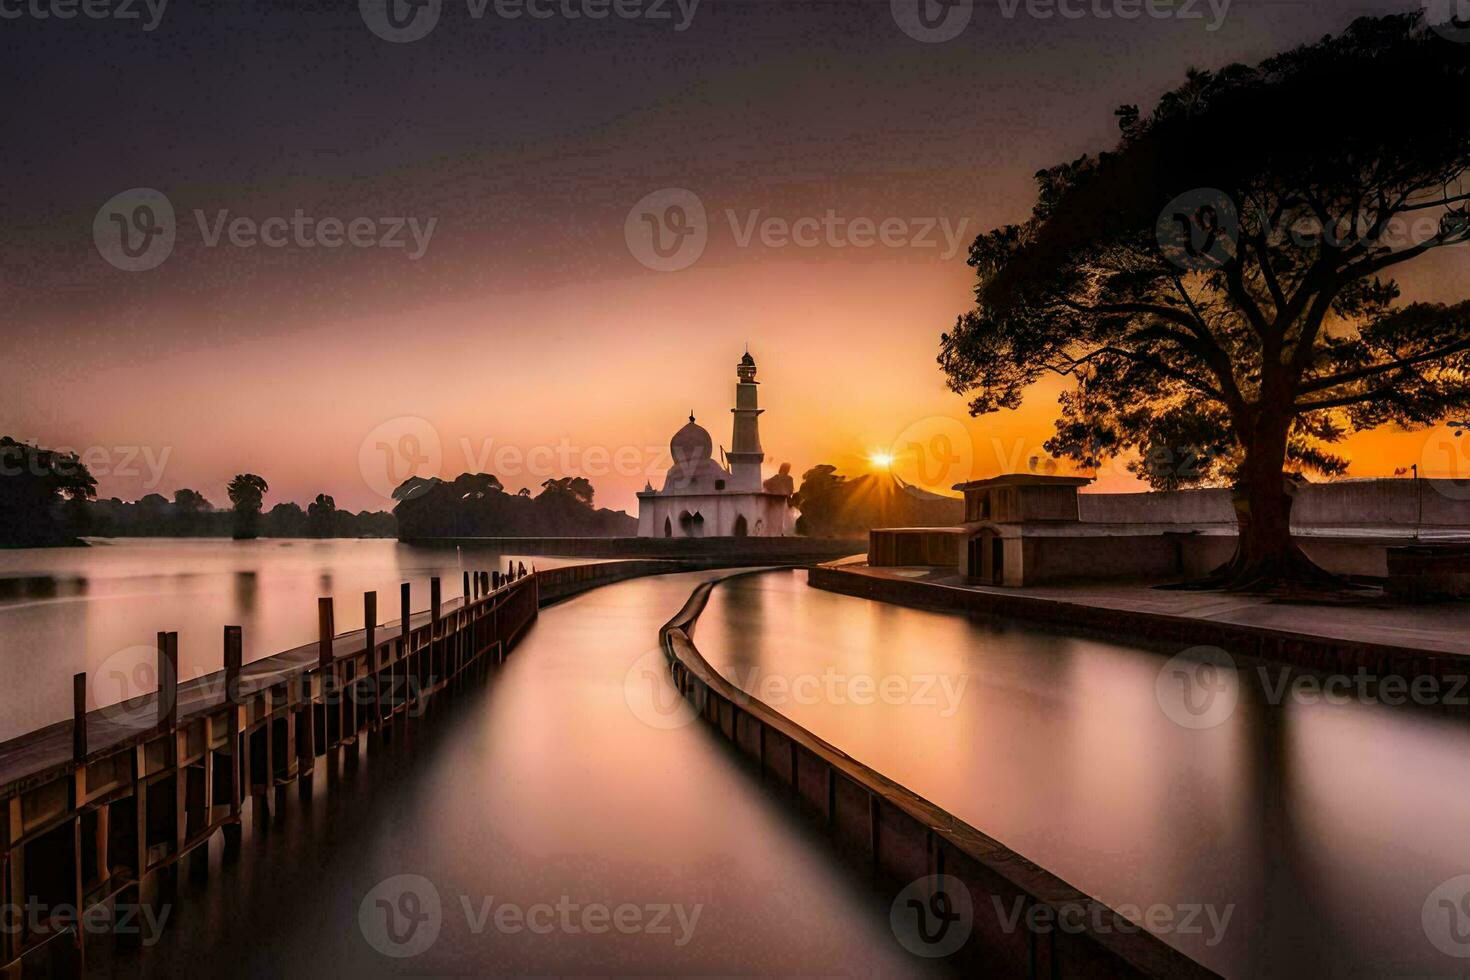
{"left": 1022, "top": 535, "right": 1182, "bottom": 584}
{"left": 1078, "top": 479, "right": 1470, "bottom": 528}
{"left": 1018, "top": 533, "right": 1402, "bottom": 583}
{"left": 1079, "top": 489, "right": 1235, "bottom": 525}
{"left": 659, "top": 576, "right": 1214, "bottom": 979}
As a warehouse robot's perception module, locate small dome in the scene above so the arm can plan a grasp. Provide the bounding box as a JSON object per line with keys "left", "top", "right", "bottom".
{"left": 740, "top": 351, "right": 755, "bottom": 367}
{"left": 662, "top": 413, "right": 731, "bottom": 492}
{"left": 670, "top": 416, "right": 713, "bottom": 466}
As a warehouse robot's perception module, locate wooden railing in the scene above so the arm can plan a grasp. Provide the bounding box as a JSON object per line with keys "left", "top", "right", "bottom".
{"left": 0, "top": 565, "right": 540, "bottom": 977}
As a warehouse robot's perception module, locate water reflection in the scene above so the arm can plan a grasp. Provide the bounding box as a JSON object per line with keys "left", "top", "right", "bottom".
{"left": 88, "top": 571, "right": 939, "bottom": 979}
{"left": 0, "top": 539, "right": 595, "bottom": 740}
{"left": 693, "top": 569, "right": 1470, "bottom": 978}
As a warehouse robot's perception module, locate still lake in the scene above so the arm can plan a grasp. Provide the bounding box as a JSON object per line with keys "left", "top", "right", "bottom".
{"left": 0, "top": 537, "right": 585, "bottom": 741}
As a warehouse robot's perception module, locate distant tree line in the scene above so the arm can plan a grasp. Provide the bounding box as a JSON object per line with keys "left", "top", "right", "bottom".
{"left": 77, "top": 489, "right": 395, "bottom": 540}
{"left": 393, "top": 473, "right": 636, "bottom": 539}
{"left": 0, "top": 439, "right": 395, "bottom": 547}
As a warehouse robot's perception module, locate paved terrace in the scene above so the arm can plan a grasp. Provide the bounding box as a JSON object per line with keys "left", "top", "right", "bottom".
{"left": 826, "top": 562, "right": 1470, "bottom": 658}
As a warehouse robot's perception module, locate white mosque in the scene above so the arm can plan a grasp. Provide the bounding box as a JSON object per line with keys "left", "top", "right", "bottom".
{"left": 636, "top": 350, "right": 797, "bottom": 538}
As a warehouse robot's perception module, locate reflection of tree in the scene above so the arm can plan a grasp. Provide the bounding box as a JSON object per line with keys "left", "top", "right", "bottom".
{"left": 939, "top": 13, "right": 1470, "bottom": 589}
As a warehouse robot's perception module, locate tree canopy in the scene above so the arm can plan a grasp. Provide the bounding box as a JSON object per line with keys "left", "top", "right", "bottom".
{"left": 0, "top": 436, "right": 97, "bottom": 547}
{"left": 939, "top": 12, "right": 1470, "bottom": 587}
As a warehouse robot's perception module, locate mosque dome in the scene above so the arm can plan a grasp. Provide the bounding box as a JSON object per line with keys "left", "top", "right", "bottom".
{"left": 663, "top": 413, "right": 730, "bottom": 492}
{"left": 670, "top": 414, "right": 713, "bottom": 466}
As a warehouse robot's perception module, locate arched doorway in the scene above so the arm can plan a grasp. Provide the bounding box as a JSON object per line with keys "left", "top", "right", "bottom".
{"left": 678, "top": 511, "right": 693, "bottom": 535}
{"left": 690, "top": 512, "right": 705, "bottom": 537}
{"left": 663, "top": 516, "right": 672, "bottom": 538}
{"left": 732, "top": 514, "right": 748, "bottom": 537}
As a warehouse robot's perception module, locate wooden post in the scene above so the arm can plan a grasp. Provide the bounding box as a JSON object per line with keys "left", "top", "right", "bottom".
{"left": 364, "top": 591, "right": 378, "bottom": 731}
{"left": 72, "top": 672, "right": 87, "bottom": 761}
{"left": 400, "top": 582, "right": 411, "bottom": 714}
{"left": 224, "top": 626, "right": 242, "bottom": 704}
{"left": 222, "top": 625, "right": 244, "bottom": 848}
{"left": 430, "top": 576, "right": 441, "bottom": 686}
{"left": 157, "top": 631, "right": 178, "bottom": 731}
{"left": 463, "top": 571, "right": 471, "bottom": 605}
{"left": 317, "top": 597, "right": 336, "bottom": 751}
{"left": 317, "top": 597, "right": 335, "bottom": 669}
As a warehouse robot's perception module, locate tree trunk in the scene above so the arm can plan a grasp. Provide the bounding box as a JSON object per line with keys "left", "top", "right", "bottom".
{"left": 1175, "top": 413, "right": 1339, "bottom": 591}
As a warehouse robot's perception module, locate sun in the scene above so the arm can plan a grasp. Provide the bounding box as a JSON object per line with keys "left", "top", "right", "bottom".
{"left": 868, "top": 452, "right": 894, "bottom": 469}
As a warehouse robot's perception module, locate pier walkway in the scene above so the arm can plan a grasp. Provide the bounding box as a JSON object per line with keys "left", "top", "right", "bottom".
{"left": 89, "top": 569, "right": 932, "bottom": 977}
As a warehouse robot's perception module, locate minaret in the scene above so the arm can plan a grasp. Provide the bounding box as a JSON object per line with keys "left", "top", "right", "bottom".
{"left": 728, "top": 348, "right": 765, "bottom": 491}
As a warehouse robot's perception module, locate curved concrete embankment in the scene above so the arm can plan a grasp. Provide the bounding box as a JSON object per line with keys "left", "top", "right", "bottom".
{"left": 658, "top": 574, "right": 1218, "bottom": 980}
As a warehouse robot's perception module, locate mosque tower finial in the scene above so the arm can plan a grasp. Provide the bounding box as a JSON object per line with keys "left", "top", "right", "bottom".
{"left": 728, "top": 348, "right": 764, "bottom": 490}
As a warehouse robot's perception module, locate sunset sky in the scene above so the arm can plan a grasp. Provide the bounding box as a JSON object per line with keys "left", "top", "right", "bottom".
{"left": 6, "top": 0, "right": 1468, "bottom": 513}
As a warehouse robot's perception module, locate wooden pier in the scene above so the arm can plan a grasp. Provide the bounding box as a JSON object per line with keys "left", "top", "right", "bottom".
{"left": 0, "top": 564, "right": 542, "bottom": 977}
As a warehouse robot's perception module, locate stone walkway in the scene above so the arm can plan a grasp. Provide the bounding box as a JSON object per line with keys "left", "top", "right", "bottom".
{"left": 837, "top": 563, "right": 1470, "bottom": 657}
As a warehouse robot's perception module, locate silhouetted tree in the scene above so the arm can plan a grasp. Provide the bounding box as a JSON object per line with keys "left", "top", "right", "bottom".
{"left": 0, "top": 437, "right": 97, "bottom": 547}
{"left": 227, "top": 473, "right": 269, "bottom": 540}
{"left": 262, "top": 502, "right": 307, "bottom": 537}
{"left": 539, "top": 477, "right": 594, "bottom": 507}
{"left": 307, "top": 493, "right": 337, "bottom": 537}
{"left": 173, "top": 488, "right": 210, "bottom": 512}
{"left": 392, "top": 473, "right": 634, "bottom": 539}
{"left": 939, "top": 13, "right": 1470, "bottom": 590}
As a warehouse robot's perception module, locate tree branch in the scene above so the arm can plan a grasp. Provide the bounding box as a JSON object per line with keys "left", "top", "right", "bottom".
{"left": 1298, "top": 335, "right": 1470, "bottom": 394}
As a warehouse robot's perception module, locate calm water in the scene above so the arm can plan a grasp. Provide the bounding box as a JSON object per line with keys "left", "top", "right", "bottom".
{"left": 10, "top": 545, "right": 1468, "bottom": 976}
{"left": 0, "top": 538, "right": 590, "bottom": 741}
{"left": 89, "top": 570, "right": 937, "bottom": 978}
{"left": 694, "top": 569, "right": 1470, "bottom": 978}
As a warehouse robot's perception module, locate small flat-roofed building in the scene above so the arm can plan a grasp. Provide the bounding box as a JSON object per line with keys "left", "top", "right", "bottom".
{"left": 871, "top": 474, "right": 1190, "bottom": 586}
{"left": 868, "top": 473, "right": 1470, "bottom": 586}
